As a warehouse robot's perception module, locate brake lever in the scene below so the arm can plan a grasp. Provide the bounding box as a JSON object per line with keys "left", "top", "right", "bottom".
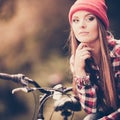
{"left": 12, "top": 87, "right": 37, "bottom": 94}
{"left": 16, "top": 74, "right": 33, "bottom": 86}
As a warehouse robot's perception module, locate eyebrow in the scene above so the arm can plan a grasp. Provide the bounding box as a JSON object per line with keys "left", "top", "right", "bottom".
{"left": 72, "top": 12, "right": 95, "bottom": 19}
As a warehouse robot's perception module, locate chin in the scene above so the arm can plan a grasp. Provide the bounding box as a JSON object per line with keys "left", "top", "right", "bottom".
{"left": 78, "top": 39, "right": 90, "bottom": 43}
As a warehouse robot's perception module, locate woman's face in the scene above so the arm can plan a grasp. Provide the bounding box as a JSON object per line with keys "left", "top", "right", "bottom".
{"left": 71, "top": 11, "right": 99, "bottom": 44}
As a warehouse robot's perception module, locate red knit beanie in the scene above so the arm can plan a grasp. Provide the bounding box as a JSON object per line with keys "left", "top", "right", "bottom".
{"left": 69, "top": 0, "right": 109, "bottom": 30}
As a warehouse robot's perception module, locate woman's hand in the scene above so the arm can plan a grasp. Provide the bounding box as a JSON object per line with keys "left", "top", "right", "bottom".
{"left": 70, "top": 43, "right": 93, "bottom": 76}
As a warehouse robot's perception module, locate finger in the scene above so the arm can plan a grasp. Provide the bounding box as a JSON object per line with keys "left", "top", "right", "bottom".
{"left": 79, "top": 51, "right": 91, "bottom": 59}
{"left": 78, "top": 52, "right": 91, "bottom": 61}
{"left": 77, "top": 43, "right": 94, "bottom": 52}
{"left": 81, "top": 50, "right": 91, "bottom": 56}
{"left": 77, "top": 43, "right": 88, "bottom": 50}
{"left": 75, "top": 49, "right": 91, "bottom": 61}
{"left": 76, "top": 47, "right": 93, "bottom": 55}
{"left": 82, "top": 47, "right": 94, "bottom": 51}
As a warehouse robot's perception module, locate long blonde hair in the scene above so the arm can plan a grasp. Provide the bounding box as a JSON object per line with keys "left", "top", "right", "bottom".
{"left": 69, "top": 19, "right": 117, "bottom": 110}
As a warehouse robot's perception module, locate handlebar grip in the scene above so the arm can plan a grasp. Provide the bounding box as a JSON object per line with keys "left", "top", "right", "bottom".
{"left": 0, "top": 73, "right": 28, "bottom": 86}
{"left": 0, "top": 73, "right": 23, "bottom": 81}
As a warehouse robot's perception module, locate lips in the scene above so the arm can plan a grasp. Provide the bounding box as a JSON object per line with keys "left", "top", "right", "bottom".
{"left": 79, "top": 32, "right": 89, "bottom": 36}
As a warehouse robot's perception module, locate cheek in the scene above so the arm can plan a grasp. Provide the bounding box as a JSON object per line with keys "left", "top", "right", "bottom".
{"left": 90, "top": 23, "right": 99, "bottom": 38}
{"left": 72, "top": 25, "right": 77, "bottom": 34}
{"left": 72, "top": 25, "right": 80, "bottom": 38}
{"left": 92, "top": 28, "right": 99, "bottom": 38}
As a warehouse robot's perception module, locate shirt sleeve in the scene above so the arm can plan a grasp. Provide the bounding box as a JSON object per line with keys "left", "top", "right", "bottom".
{"left": 98, "top": 109, "right": 120, "bottom": 120}
{"left": 76, "top": 84, "right": 97, "bottom": 114}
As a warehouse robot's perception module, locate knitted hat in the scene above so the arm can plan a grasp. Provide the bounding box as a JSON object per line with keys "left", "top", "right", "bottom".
{"left": 69, "top": 0, "right": 109, "bottom": 29}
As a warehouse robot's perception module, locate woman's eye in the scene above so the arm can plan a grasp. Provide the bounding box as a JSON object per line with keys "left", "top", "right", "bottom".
{"left": 86, "top": 16, "right": 95, "bottom": 22}
{"left": 72, "top": 19, "right": 79, "bottom": 23}
{"left": 89, "top": 16, "right": 95, "bottom": 21}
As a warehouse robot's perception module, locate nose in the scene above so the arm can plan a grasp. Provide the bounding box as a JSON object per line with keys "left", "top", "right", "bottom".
{"left": 79, "top": 19, "right": 86, "bottom": 28}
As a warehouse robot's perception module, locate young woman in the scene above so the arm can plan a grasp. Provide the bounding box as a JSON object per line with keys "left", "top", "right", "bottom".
{"left": 68, "top": 0, "right": 120, "bottom": 119}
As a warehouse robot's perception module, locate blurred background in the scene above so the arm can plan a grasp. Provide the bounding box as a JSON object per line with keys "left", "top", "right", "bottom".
{"left": 0, "top": 0, "right": 119, "bottom": 120}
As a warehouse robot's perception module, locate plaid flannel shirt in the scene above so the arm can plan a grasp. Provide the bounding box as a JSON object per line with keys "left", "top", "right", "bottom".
{"left": 75, "top": 39, "right": 120, "bottom": 119}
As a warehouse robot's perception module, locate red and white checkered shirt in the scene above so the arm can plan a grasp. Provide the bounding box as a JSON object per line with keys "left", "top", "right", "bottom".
{"left": 74, "top": 39, "right": 120, "bottom": 119}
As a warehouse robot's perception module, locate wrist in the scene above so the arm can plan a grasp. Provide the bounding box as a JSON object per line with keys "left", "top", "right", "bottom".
{"left": 73, "top": 74, "right": 91, "bottom": 88}
{"left": 74, "top": 69, "right": 86, "bottom": 77}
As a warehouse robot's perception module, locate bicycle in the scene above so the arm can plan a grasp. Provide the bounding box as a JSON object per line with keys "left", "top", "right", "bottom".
{"left": 0, "top": 73, "right": 81, "bottom": 120}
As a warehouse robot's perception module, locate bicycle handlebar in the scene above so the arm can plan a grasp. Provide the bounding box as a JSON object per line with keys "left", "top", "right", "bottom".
{"left": 0, "top": 73, "right": 72, "bottom": 94}
{"left": 0, "top": 73, "right": 51, "bottom": 94}
{"left": 0, "top": 72, "right": 80, "bottom": 120}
